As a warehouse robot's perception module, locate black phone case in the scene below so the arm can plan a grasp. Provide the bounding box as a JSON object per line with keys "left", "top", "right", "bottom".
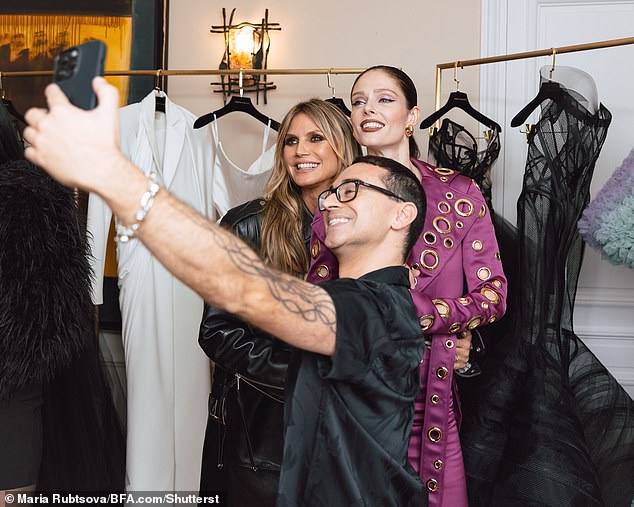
{"left": 53, "top": 40, "right": 106, "bottom": 110}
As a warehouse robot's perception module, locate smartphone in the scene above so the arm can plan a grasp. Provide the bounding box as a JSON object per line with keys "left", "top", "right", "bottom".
{"left": 53, "top": 40, "right": 107, "bottom": 110}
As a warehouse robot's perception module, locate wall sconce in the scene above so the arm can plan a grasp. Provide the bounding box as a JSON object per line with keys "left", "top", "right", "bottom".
{"left": 211, "top": 8, "right": 281, "bottom": 104}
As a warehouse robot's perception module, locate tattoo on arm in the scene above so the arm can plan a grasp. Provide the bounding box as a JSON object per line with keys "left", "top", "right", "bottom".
{"left": 188, "top": 212, "right": 337, "bottom": 336}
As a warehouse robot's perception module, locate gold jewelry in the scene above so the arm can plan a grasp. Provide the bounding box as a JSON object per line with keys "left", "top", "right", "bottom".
{"left": 405, "top": 124, "right": 414, "bottom": 137}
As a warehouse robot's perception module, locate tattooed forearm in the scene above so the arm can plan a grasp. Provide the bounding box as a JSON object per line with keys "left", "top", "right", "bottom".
{"left": 186, "top": 210, "right": 337, "bottom": 336}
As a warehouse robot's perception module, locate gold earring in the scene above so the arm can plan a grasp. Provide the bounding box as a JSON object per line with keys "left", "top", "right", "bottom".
{"left": 405, "top": 124, "right": 414, "bottom": 137}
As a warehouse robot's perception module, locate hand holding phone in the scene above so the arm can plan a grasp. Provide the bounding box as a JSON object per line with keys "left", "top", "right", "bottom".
{"left": 53, "top": 40, "right": 107, "bottom": 110}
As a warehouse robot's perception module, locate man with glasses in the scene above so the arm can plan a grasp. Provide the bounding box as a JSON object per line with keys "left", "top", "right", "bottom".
{"left": 23, "top": 78, "right": 428, "bottom": 506}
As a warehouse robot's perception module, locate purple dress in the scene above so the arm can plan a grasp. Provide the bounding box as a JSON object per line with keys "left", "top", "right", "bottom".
{"left": 306, "top": 158, "right": 507, "bottom": 507}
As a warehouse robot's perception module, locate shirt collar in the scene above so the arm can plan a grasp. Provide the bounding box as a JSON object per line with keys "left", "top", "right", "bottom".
{"left": 358, "top": 266, "right": 410, "bottom": 288}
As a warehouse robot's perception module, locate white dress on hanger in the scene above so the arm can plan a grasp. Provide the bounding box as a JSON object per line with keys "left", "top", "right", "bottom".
{"left": 87, "top": 90, "right": 212, "bottom": 492}
{"left": 210, "top": 115, "right": 276, "bottom": 218}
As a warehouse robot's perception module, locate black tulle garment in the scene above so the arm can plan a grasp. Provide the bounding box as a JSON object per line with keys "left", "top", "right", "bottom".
{"left": 428, "top": 118, "right": 520, "bottom": 349}
{"left": 457, "top": 83, "right": 634, "bottom": 506}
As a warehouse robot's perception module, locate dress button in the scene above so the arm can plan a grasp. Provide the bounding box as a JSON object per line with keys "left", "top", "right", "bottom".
{"left": 436, "top": 366, "right": 449, "bottom": 380}
{"left": 316, "top": 265, "right": 330, "bottom": 279}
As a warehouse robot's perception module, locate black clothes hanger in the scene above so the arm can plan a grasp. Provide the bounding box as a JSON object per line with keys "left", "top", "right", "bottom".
{"left": 324, "top": 71, "right": 351, "bottom": 117}
{"left": 420, "top": 91, "right": 501, "bottom": 131}
{"left": 325, "top": 97, "right": 351, "bottom": 117}
{"left": 420, "top": 63, "right": 501, "bottom": 132}
{"left": 154, "top": 70, "right": 166, "bottom": 113}
{"left": 510, "top": 81, "right": 564, "bottom": 127}
{"left": 193, "top": 95, "right": 280, "bottom": 131}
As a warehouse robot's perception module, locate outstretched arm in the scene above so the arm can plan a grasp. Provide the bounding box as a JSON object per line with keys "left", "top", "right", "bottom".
{"left": 24, "top": 78, "right": 337, "bottom": 356}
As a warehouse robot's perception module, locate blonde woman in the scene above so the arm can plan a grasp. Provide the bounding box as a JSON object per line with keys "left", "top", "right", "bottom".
{"left": 198, "top": 98, "right": 361, "bottom": 506}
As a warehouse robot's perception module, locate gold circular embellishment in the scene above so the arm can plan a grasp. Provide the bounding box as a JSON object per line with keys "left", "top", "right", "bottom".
{"left": 472, "top": 240, "right": 483, "bottom": 251}
{"left": 316, "top": 265, "right": 330, "bottom": 279}
{"left": 477, "top": 267, "right": 492, "bottom": 281}
{"left": 423, "top": 231, "right": 437, "bottom": 245}
{"left": 456, "top": 221, "right": 464, "bottom": 229}
{"left": 440, "top": 176, "right": 448, "bottom": 182}
{"left": 426, "top": 478, "right": 439, "bottom": 492}
{"left": 443, "top": 238, "right": 454, "bottom": 250}
{"left": 488, "top": 315, "right": 497, "bottom": 324}
{"left": 457, "top": 297, "right": 472, "bottom": 306}
{"left": 310, "top": 240, "right": 320, "bottom": 259}
{"left": 445, "top": 192, "right": 454, "bottom": 200}
{"left": 433, "top": 216, "right": 452, "bottom": 234}
{"left": 454, "top": 198, "right": 475, "bottom": 217}
{"left": 420, "top": 249, "right": 440, "bottom": 271}
{"left": 434, "top": 167, "right": 455, "bottom": 175}
{"left": 448, "top": 322, "right": 461, "bottom": 334}
{"left": 492, "top": 279, "right": 503, "bottom": 289}
{"left": 438, "top": 201, "right": 451, "bottom": 214}
{"left": 467, "top": 316, "right": 483, "bottom": 330}
{"left": 481, "top": 287, "right": 500, "bottom": 304}
{"left": 428, "top": 427, "right": 443, "bottom": 442}
{"left": 481, "top": 301, "right": 489, "bottom": 310}
{"left": 434, "top": 460, "right": 444, "bottom": 470}
{"left": 445, "top": 339, "right": 455, "bottom": 349}
{"left": 430, "top": 394, "right": 440, "bottom": 404}
{"left": 436, "top": 367, "right": 449, "bottom": 380}
{"left": 478, "top": 204, "right": 487, "bottom": 218}
{"left": 495, "top": 252, "right": 501, "bottom": 260}
{"left": 432, "top": 299, "right": 450, "bottom": 318}
{"left": 419, "top": 314, "right": 434, "bottom": 331}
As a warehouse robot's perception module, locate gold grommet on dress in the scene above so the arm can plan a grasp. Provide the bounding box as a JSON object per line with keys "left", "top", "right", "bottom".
{"left": 438, "top": 201, "right": 451, "bottom": 214}
{"left": 479, "top": 204, "right": 487, "bottom": 218}
{"left": 426, "top": 478, "right": 439, "bottom": 492}
{"left": 454, "top": 198, "right": 474, "bottom": 217}
{"left": 433, "top": 216, "right": 452, "bottom": 234}
{"left": 456, "top": 221, "right": 464, "bottom": 229}
{"left": 443, "top": 238, "right": 454, "bottom": 249}
{"left": 445, "top": 192, "right": 454, "bottom": 200}
{"left": 428, "top": 427, "right": 443, "bottom": 441}
{"left": 477, "top": 267, "right": 491, "bottom": 281}
{"left": 489, "top": 315, "right": 497, "bottom": 323}
{"left": 448, "top": 322, "right": 461, "bottom": 333}
{"left": 472, "top": 240, "right": 483, "bottom": 251}
{"left": 467, "top": 316, "right": 483, "bottom": 330}
{"left": 445, "top": 339, "right": 455, "bottom": 349}
{"left": 495, "top": 252, "right": 501, "bottom": 260}
{"left": 440, "top": 176, "right": 448, "bottom": 182}
{"left": 457, "top": 297, "right": 472, "bottom": 306}
{"left": 430, "top": 394, "right": 440, "bottom": 404}
{"left": 419, "top": 314, "right": 434, "bottom": 331}
{"left": 435, "top": 167, "right": 455, "bottom": 175}
{"left": 420, "top": 249, "right": 440, "bottom": 271}
{"left": 424, "top": 231, "right": 437, "bottom": 245}
{"left": 432, "top": 299, "right": 450, "bottom": 318}
{"left": 316, "top": 265, "right": 330, "bottom": 279}
{"left": 436, "top": 367, "right": 449, "bottom": 380}
{"left": 481, "top": 287, "right": 500, "bottom": 304}
{"left": 481, "top": 301, "right": 489, "bottom": 309}
{"left": 311, "top": 240, "right": 320, "bottom": 259}
{"left": 434, "top": 460, "right": 444, "bottom": 470}
{"left": 492, "top": 279, "right": 503, "bottom": 289}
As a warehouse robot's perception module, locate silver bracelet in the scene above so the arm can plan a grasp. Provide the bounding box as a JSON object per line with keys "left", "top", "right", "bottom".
{"left": 115, "top": 172, "right": 160, "bottom": 243}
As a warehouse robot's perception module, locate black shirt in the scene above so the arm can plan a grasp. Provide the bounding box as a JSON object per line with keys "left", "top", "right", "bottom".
{"left": 277, "top": 266, "right": 427, "bottom": 507}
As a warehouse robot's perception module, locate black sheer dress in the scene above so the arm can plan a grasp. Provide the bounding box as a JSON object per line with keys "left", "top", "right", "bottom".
{"left": 457, "top": 83, "right": 634, "bottom": 506}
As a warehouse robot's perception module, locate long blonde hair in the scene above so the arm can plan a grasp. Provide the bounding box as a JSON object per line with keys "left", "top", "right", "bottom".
{"left": 260, "top": 99, "right": 361, "bottom": 277}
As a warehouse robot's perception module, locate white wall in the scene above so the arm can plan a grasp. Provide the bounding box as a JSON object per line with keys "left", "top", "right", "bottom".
{"left": 167, "top": 0, "right": 482, "bottom": 167}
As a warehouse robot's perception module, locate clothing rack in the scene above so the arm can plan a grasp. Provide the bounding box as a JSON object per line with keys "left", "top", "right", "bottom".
{"left": 0, "top": 68, "right": 367, "bottom": 78}
{"left": 433, "top": 36, "right": 634, "bottom": 112}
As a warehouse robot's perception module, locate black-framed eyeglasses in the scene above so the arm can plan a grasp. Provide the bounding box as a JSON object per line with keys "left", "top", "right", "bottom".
{"left": 318, "top": 179, "right": 406, "bottom": 211}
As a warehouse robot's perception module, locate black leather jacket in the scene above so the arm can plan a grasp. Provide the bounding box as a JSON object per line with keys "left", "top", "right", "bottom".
{"left": 198, "top": 199, "right": 312, "bottom": 503}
